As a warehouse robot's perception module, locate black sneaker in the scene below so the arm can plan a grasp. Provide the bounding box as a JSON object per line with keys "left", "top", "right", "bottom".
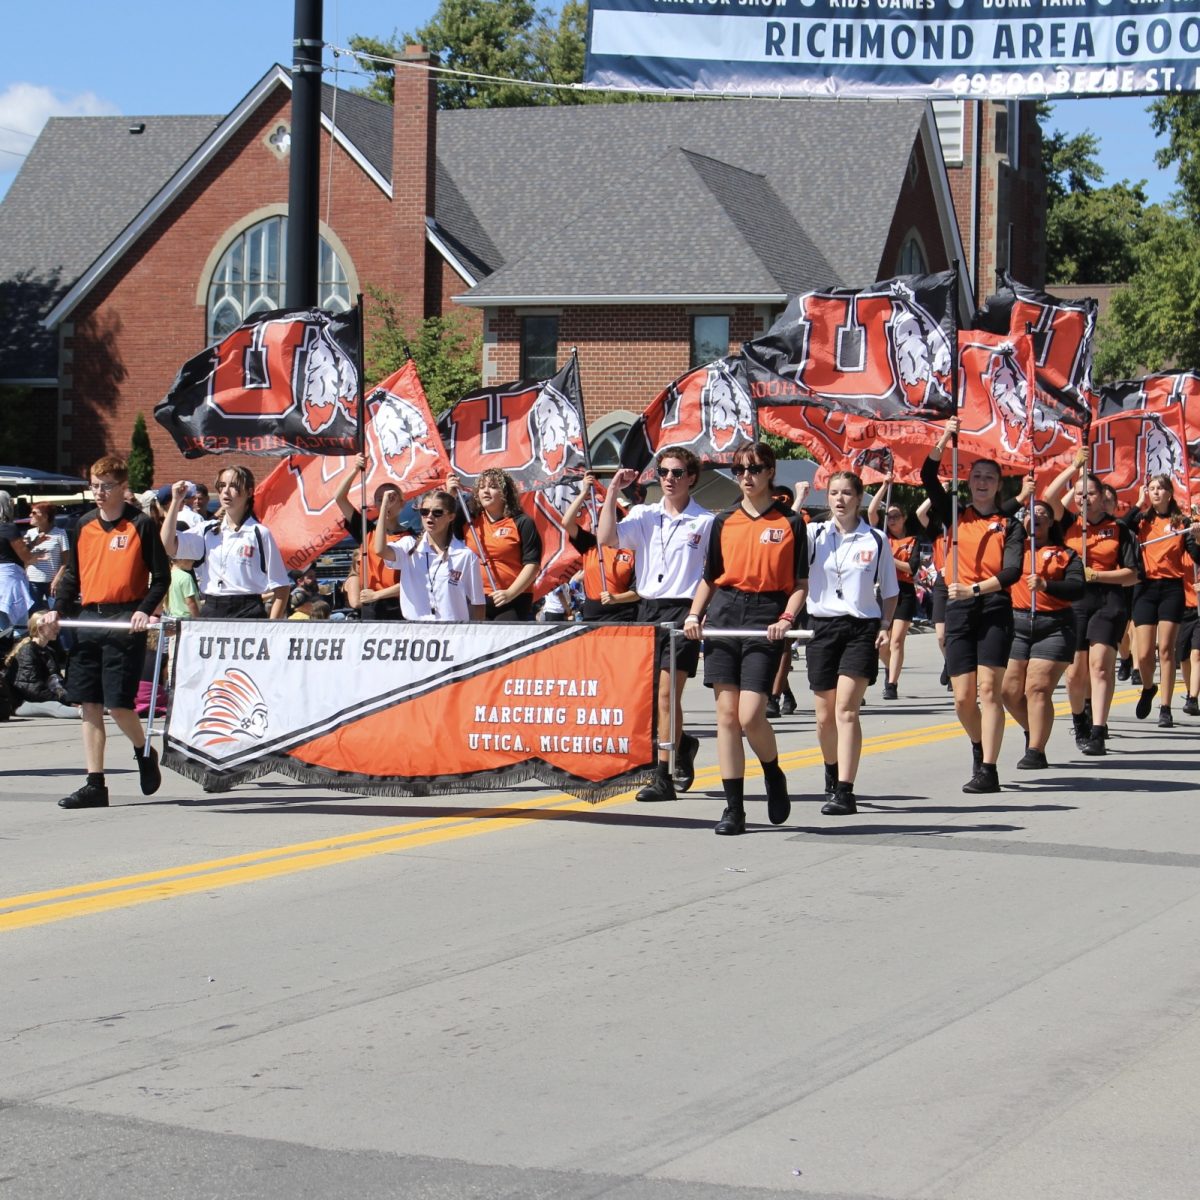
{"left": 1071, "top": 711, "right": 1092, "bottom": 749}
{"left": 821, "top": 785, "right": 857, "bottom": 816}
{"left": 1184, "top": 696, "right": 1200, "bottom": 717}
{"left": 1131, "top": 667, "right": 1143, "bottom": 687}
{"left": 1117, "top": 657, "right": 1133, "bottom": 682}
{"left": 765, "top": 696, "right": 781, "bottom": 719}
{"left": 136, "top": 745, "right": 162, "bottom": 796}
{"left": 1135, "top": 685, "right": 1158, "bottom": 720}
{"left": 779, "top": 688, "right": 797, "bottom": 716}
{"left": 1081, "top": 725, "right": 1108, "bottom": 756}
{"left": 963, "top": 765, "right": 1000, "bottom": 794}
{"left": 939, "top": 666, "right": 950, "bottom": 688}
{"left": 1158, "top": 706, "right": 1174, "bottom": 728}
{"left": 636, "top": 773, "right": 677, "bottom": 803}
{"left": 882, "top": 681, "right": 898, "bottom": 700}
{"left": 59, "top": 782, "right": 109, "bottom": 809}
{"left": 764, "top": 766, "right": 791, "bottom": 826}
{"left": 1016, "top": 748, "right": 1048, "bottom": 770}
{"left": 714, "top": 806, "right": 746, "bottom": 835}
{"left": 674, "top": 733, "right": 700, "bottom": 792}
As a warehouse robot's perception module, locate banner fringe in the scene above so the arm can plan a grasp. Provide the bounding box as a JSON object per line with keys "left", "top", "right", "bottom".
{"left": 162, "top": 751, "right": 654, "bottom": 806}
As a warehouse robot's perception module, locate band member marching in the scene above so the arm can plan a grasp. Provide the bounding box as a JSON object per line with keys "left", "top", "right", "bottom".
{"left": 374, "top": 489, "right": 485, "bottom": 621}
{"left": 922, "top": 418, "right": 1025, "bottom": 793}
{"left": 335, "top": 454, "right": 403, "bottom": 620}
{"left": 600, "top": 447, "right": 715, "bottom": 802}
{"left": 805, "top": 471, "right": 898, "bottom": 814}
{"left": 684, "top": 443, "right": 808, "bottom": 834}
{"left": 1000, "top": 500, "right": 1085, "bottom": 769}
{"left": 868, "top": 473, "right": 920, "bottom": 700}
{"left": 163, "top": 468, "right": 292, "bottom": 619}
{"left": 561, "top": 473, "right": 640, "bottom": 622}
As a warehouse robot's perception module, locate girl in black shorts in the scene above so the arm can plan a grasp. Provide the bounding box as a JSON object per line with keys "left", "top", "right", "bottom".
{"left": 1001, "top": 501, "right": 1084, "bottom": 770}
{"left": 684, "top": 443, "right": 807, "bottom": 836}
{"left": 922, "top": 418, "right": 1025, "bottom": 793}
{"left": 805, "top": 471, "right": 899, "bottom": 815}
{"left": 1126, "top": 477, "right": 1200, "bottom": 726}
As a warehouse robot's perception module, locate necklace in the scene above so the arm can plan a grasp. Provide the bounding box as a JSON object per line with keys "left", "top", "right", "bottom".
{"left": 829, "top": 522, "right": 861, "bottom": 600}
{"left": 657, "top": 509, "right": 688, "bottom": 583}
{"left": 423, "top": 537, "right": 450, "bottom": 617}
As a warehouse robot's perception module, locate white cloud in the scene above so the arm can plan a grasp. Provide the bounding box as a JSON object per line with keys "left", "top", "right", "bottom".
{"left": 0, "top": 83, "right": 119, "bottom": 200}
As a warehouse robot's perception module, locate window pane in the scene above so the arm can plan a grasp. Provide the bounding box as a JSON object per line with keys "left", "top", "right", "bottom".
{"left": 691, "top": 315, "right": 729, "bottom": 369}
{"left": 590, "top": 426, "right": 628, "bottom": 469}
{"left": 521, "top": 316, "right": 558, "bottom": 380}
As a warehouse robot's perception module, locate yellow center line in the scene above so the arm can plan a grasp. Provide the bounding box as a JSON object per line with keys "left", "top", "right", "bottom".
{"left": 0, "top": 687, "right": 1143, "bottom": 933}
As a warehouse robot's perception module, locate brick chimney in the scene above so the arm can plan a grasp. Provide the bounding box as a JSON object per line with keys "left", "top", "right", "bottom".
{"left": 391, "top": 44, "right": 437, "bottom": 329}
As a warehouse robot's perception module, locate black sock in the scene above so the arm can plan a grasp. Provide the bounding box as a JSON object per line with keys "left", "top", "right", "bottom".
{"left": 823, "top": 762, "right": 837, "bottom": 790}
{"left": 134, "top": 742, "right": 148, "bottom": 759}
{"left": 656, "top": 759, "right": 672, "bottom": 781}
{"left": 87, "top": 772, "right": 105, "bottom": 789}
{"left": 721, "top": 778, "right": 745, "bottom": 809}
{"left": 761, "top": 756, "right": 784, "bottom": 780}
{"left": 836, "top": 780, "right": 854, "bottom": 794}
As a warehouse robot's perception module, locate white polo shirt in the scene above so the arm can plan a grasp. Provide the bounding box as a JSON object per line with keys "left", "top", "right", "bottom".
{"left": 806, "top": 518, "right": 899, "bottom": 620}
{"left": 175, "top": 516, "right": 292, "bottom": 597}
{"left": 617, "top": 499, "right": 714, "bottom": 601}
{"left": 389, "top": 535, "right": 485, "bottom": 621}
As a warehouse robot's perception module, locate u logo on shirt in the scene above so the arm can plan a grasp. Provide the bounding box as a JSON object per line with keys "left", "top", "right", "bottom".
{"left": 108, "top": 534, "right": 128, "bottom": 551}
{"left": 238, "top": 544, "right": 255, "bottom": 558}
{"left": 493, "top": 527, "right": 513, "bottom": 539}
{"left": 759, "top": 528, "right": 784, "bottom": 544}
{"left": 686, "top": 531, "right": 702, "bottom": 548}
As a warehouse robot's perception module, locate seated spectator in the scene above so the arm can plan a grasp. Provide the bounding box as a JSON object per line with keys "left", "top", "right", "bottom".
{"left": 309, "top": 599, "right": 332, "bottom": 620}
{"left": 288, "top": 586, "right": 320, "bottom": 620}
{"left": 5, "top": 611, "right": 78, "bottom": 718}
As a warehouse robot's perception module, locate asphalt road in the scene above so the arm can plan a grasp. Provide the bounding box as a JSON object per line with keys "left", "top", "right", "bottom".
{"left": 3, "top": 628, "right": 1199, "bottom": 1199}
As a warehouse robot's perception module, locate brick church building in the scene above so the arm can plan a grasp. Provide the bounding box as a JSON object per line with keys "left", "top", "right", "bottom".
{"left": 0, "top": 47, "right": 1044, "bottom": 480}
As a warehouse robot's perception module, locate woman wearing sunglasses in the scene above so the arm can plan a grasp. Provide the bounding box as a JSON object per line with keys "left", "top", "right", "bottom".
{"left": 374, "top": 490, "right": 485, "bottom": 621}
{"left": 449, "top": 469, "right": 542, "bottom": 621}
{"left": 684, "top": 443, "right": 808, "bottom": 835}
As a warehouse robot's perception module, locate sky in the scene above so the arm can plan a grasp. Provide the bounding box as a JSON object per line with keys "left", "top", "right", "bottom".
{"left": 0, "top": 1, "right": 1183, "bottom": 206}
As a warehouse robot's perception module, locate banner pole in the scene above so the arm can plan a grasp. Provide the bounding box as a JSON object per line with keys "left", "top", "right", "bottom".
{"left": 1080, "top": 433, "right": 1090, "bottom": 575}
{"left": 574, "top": 345, "right": 608, "bottom": 595}
{"left": 1023, "top": 329, "right": 1037, "bottom": 616}
{"left": 949, "top": 259, "right": 961, "bottom": 586}
{"left": 144, "top": 620, "right": 172, "bottom": 744}
{"left": 356, "top": 293, "right": 369, "bottom": 597}
{"left": 458, "top": 491, "right": 498, "bottom": 591}
{"left": 666, "top": 624, "right": 679, "bottom": 774}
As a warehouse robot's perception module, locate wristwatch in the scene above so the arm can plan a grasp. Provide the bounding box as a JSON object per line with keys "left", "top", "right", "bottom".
{"left": 972, "top": 582, "right": 981, "bottom": 597}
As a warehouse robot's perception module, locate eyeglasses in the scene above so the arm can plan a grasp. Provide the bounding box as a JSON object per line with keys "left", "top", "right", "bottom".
{"left": 91, "top": 481, "right": 121, "bottom": 493}
{"left": 657, "top": 467, "right": 687, "bottom": 479}
{"left": 730, "top": 464, "right": 768, "bottom": 477}
{"left": 418, "top": 507, "right": 446, "bottom": 519}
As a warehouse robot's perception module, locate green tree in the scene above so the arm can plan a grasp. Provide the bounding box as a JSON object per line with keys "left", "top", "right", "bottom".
{"left": 366, "top": 288, "right": 481, "bottom": 415}
{"left": 1150, "top": 95, "right": 1200, "bottom": 219}
{"left": 127, "top": 412, "right": 154, "bottom": 491}
{"left": 1045, "top": 181, "right": 1151, "bottom": 285}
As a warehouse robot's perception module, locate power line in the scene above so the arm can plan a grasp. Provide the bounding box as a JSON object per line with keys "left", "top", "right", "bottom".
{"left": 0, "top": 124, "right": 36, "bottom": 139}
{"left": 0, "top": 146, "right": 29, "bottom": 159}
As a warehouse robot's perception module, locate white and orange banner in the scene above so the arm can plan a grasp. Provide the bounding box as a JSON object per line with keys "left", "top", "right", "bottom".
{"left": 163, "top": 620, "right": 658, "bottom": 802}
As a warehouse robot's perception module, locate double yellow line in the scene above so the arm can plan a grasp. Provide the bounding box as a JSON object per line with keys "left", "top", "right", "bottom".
{"left": 0, "top": 689, "right": 1140, "bottom": 933}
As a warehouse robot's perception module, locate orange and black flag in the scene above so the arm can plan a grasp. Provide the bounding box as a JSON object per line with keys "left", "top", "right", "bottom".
{"left": 744, "top": 271, "right": 956, "bottom": 421}
{"left": 156, "top": 307, "right": 361, "bottom": 457}
{"left": 618, "top": 355, "right": 757, "bottom": 480}
{"left": 1100, "top": 372, "right": 1200, "bottom": 490}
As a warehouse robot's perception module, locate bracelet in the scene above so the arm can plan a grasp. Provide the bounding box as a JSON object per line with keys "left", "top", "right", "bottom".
{"left": 779, "top": 611, "right": 796, "bottom": 624}
{"left": 683, "top": 614, "right": 700, "bottom": 624}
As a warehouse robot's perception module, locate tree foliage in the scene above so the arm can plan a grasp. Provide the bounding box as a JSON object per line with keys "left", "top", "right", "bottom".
{"left": 366, "top": 288, "right": 481, "bottom": 416}
{"left": 1150, "top": 95, "right": 1200, "bottom": 219}
{"left": 348, "top": 0, "right": 641, "bottom": 108}
{"left": 127, "top": 412, "right": 154, "bottom": 492}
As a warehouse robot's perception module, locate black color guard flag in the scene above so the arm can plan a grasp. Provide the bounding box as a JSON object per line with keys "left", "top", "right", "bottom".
{"left": 743, "top": 271, "right": 956, "bottom": 420}
{"left": 156, "top": 308, "right": 361, "bottom": 458}
{"left": 438, "top": 357, "right": 586, "bottom": 491}
{"left": 1099, "top": 371, "right": 1200, "bottom": 483}
{"left": 974, "top": 274, "right": 1096, "bottom": 421}
{"left": 618, "top": 355, "right": 756, "bottom": 479}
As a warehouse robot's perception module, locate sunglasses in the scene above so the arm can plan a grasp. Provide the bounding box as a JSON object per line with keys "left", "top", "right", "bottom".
{"left": 418, "top": 507, "right": 447, "bottom": 519}
{"left": 730, "top": 463, "right": 768, "bottom": 477}
{"left": 657, "top": 467, "right": 687, "bottom": 479}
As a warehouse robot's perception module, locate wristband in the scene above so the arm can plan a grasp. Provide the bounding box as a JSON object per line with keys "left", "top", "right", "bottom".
{"left": 779, "top": 611, "right": 796, "bottom": 624}
{"left": 684, "top": 614, "right": 700, "bottom": 625}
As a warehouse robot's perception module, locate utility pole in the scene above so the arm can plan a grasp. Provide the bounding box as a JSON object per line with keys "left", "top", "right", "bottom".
{"left": 286, "top": 0, "right": 322, "bottom": 308}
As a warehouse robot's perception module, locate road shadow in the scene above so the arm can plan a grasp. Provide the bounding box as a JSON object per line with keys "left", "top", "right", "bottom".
{"left": 859, "top": 800, "right": 1075, "bottom": 815}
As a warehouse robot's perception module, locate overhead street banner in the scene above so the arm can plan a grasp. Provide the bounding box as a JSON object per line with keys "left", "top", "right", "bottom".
{"left": 585, "top": 0, "right": 1200, "bottom": 99}
{"left": 163, "top": 620, "right": 658, "bottom": 802}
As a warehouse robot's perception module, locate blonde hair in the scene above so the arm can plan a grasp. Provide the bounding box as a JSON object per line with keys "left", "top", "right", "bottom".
{"left": 4, "top": 610, "right": 55, "bottom": 668}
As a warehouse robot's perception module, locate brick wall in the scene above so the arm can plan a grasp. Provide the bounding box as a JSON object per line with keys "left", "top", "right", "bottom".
{"left": 879, "top": 135, "right": 953, "bottom": 278}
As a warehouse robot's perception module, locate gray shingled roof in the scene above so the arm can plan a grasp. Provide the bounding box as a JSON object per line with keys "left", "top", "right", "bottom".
{"left": 0, "top": 114, "right": 219, "bottom": 378}
{"left": 436, "top": 99, "right": 928, "bottom": 301}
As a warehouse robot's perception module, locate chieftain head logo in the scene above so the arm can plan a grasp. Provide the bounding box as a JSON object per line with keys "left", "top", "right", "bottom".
{"left": 195, "top": 669, "right": 269, "bottom": 748}
{"left": 299, "top": 321, "right": 358, "bottom": 435}
{"left": 368, "top": 389, "right": 438, "bottom": 484}
{"left": 703, "top": 364, "right": 754, "bottom": 453}
{"left": 889, "top": 283, "right": 952, "bottom": 404}
{"left": 1143, "top": 415, "right": 1187, "bottom": 483}
{"left": 530, "top": 382, "right": 584, "bottom": 476}
{"left": 986, "top": 345, "right": 1068, "bottom": 455}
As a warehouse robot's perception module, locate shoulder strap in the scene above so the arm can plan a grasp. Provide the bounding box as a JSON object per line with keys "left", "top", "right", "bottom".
{"left": 253, "top": 524, "right": 266, "bottom": 574}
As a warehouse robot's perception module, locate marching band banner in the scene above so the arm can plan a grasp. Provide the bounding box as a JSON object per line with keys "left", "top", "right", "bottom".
{"left": 163, "top": 621, "right": 659, "bottom": 803}
{"left": 584, "top": 0, "right": 1200, "bottom": 100}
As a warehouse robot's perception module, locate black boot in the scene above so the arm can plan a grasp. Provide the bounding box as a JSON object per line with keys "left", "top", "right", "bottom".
{"left": 636, "top": 763, "right": 677, "bottom": 803}
{"left": 963, "top": 763, "right": 1000, "bottom": 794}
{"left": 971, "top": 740, "right": 984, "bottom": 776}
{"left": 823, "top": 762, "right": 838, "bottom": 804}
{"left": 1081, "top": 723, "right": 1108, "bottom": 756}
{"left": 821, "top": 781, "right": 857, "bottom": 816}
{"left": 761, "top": 759, "right": 791, "bottom": 826}
{"left": 1071, "top": 709, "right": 1092, "bottom": 750}
{"left": 1117, "top": 656, "right": 1133, "bottom": 682}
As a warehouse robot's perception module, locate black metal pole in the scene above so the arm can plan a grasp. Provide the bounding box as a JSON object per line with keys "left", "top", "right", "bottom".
{"left": 286, "top": 0, "right": 322, "bottom": 309}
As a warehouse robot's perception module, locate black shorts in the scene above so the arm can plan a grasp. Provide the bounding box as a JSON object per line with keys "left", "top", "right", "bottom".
{"left": 891, "top": 585, "right": 918, "bottom": 624}
{"left": 1133, "top": 577, "right": 1186, "bottom": 627}
{"left": 639, "top": 597, "right": 702, "bottom": 677}
{"left": 65, "top": 616, "right": 147, "bottom": 710}
{"left": 931, "top": 578, "right": 948, "bottom": 625}
{"left": 1011, "top": 610, "right": 1076, "bottom": 663}
{"left": 581, "top": 598, "right": 638, "bottom": 622}
{"left": 1176, "top": 610, "right": 1199, "bottom": 664}
{"left": 806, "top": 614, "right": 881, "bottom": 692}
{"left": 485, "top": 593, "right": 535, "bottom": 622}
{"left": 361, "top": 597, "right": 401, "bottom": 621}
{"left": 702, "top": 590, "right": 788, "bottom": 695}
{"left": 201, "top": 593, "right": 267, "bottom": 619}
{"left": 943, "top": 596, "right": 1014, "bottom": 676}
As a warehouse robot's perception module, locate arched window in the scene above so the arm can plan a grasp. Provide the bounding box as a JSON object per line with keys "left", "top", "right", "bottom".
{"left": 897, "top": 231, "right": 928, "bottom": 277}
{"left": 589, "top": 423, "right": 630, "bottom": 470}
{"left": 206, "top": 216, "right": 352, "bottom": 341}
